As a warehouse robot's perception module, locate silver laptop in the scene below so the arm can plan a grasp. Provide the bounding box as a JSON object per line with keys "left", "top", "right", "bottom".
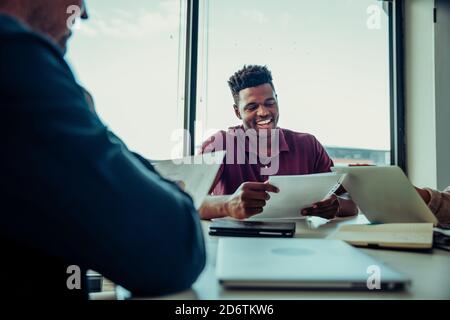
{"left": 217, "top": 238, "right": 410, "bottom": 290}
{"left": 331, "top": 166, "right": 438, "bottom": 225}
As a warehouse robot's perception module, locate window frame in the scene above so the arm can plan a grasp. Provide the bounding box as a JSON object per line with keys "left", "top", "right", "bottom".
{"left": 183, "top": 0, "right": 200, "bottom": 156}
{"left": 388, "top": 0, "right": 407, "bottom": 171}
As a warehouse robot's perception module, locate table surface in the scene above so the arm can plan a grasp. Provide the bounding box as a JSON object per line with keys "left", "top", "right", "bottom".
{"left": 151, "top": 215, "right": 450, "bottom": 300}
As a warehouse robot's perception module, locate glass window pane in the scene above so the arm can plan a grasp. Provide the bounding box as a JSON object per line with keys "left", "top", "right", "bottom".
{"left": 196, "top": 0, "right": 390, "bottom": 165}
{"left": 67, "top": 0, "right": 187, "bottom": 160}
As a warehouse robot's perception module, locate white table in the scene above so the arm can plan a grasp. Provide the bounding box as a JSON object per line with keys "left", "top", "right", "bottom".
{"left": 155, "top": 215, "right": 450, "bottom": 300}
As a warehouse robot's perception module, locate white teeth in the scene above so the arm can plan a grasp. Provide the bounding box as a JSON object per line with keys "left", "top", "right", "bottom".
{"left": 257, "top": 119, "right": 272, "bottom": 125}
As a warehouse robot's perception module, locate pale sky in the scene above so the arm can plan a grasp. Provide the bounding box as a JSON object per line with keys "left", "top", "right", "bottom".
{"left": 67, "top": 0, "right": 390, "bottom": 160}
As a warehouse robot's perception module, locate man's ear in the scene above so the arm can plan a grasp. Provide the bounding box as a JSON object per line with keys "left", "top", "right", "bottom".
{"left": 233, "top": 104, "right": 242, "bottom": 120}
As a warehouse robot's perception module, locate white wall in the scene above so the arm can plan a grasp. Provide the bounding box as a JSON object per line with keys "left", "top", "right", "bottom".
{"left": 405, "top": 0, "right": 437, "bottom": 188}
{"left": 434, "top": 0, "right": 450, "bottom": 190}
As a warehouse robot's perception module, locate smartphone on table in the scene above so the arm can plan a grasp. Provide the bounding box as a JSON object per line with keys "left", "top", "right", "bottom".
{"left": 209, "top": 219, "right": 296, "bottom": 238}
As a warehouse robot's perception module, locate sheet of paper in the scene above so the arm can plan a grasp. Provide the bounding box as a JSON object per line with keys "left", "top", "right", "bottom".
{"left": 152, "top": 151, "right": 225, "bottom": 209}
{"left": 249, "top": 172, "right": 346, "bottom": 220}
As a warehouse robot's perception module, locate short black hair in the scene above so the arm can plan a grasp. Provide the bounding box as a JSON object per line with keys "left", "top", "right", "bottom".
{"left": 228, "top": 65, "right": 275, "bottom": 104}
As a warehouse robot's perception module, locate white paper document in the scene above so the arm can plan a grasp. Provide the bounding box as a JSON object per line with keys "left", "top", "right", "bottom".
{"left": 249, "top": 172, "right": 346, "bottom": 220}
{"left": 152, "top": 151, "right": 225, "bottom": 209}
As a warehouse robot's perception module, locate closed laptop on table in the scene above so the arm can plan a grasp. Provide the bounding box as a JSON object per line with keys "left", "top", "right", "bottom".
{"left": 217, "top": 238, "right": 410, "bottom": 290}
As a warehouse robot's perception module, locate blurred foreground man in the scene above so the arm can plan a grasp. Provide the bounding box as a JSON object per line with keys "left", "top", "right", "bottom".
{"left": 0, "top": 0, "right": 205, "bottom": 299}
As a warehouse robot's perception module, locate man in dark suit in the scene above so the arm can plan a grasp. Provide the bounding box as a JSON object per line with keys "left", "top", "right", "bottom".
{"left": 0, "top": 0, "right": 205, "bottom": 299}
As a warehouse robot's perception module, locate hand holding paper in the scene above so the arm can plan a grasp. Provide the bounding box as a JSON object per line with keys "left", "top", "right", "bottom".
{"left": 301, "top": 194, "right": 340, "bottom": 219}
{"left": 248, "top": 172, "right": 346, "bottom": 220}
{"left": 225, "top": 182, "right": 279, "bottom": 220}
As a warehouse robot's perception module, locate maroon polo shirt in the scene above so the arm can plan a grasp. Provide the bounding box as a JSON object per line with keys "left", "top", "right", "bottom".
{"left": 200, "top": 125, "right": 333, "bottom": 195}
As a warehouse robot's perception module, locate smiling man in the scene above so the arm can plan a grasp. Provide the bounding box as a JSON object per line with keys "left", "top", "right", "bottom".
{"left": 199, "top": 65, "right": 358, "bottom": 220}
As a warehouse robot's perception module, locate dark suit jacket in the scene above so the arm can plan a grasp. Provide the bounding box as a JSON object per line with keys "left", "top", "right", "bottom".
{"left": 0, "top": 14, "right": 205, "bottom": 299}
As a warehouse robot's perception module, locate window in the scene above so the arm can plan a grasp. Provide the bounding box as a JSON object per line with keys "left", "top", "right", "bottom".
{"left": 67, "top": 0, "right": 187, "bottom": 160}
{"left": 67, "top": 0, "right": 394, "bottom": 165}
{"left": 195, "top": 0, "right": 391, "bottom": 165}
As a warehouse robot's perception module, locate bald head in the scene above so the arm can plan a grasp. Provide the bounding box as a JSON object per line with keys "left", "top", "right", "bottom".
{"left": 0, "top": 0, "right": 88, "bottom": 53}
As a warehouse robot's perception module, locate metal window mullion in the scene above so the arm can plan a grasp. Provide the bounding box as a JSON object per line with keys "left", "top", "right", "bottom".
{"left": 389, "top": 0, "right": 407, "bottom": 171}
{"left": 183, "top": 0, "right": 200, "bottom": 156}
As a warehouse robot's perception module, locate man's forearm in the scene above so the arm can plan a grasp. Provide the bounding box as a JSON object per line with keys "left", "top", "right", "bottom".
{"left": 199, "top": 195, "right": 230, "bottom": 220}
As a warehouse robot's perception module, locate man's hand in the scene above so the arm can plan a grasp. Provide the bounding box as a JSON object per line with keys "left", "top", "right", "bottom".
{"left": 301, "top": 193, "right": 359, "bottom": 220}
{"left": 225, "top": 182, "right": 279, "bottom": 220}
{"left": 174, "top": 180, "right": 186, "bottom": 191}
{"left": 415, "top": 187, "right": 431, "bottom": 204}
{"left": 301, "top": 195, "right": 340, "bottom": 219}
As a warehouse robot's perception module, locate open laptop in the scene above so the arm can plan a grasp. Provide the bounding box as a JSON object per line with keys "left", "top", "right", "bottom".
{"left": 217, "top": 238, "right": 410, "bottom": 290}
{"left": 331, "top": 166, "right": 438, "bottom": 225}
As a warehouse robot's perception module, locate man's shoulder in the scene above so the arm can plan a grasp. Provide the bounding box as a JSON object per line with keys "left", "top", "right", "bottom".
{"left": 0, "top": 15, "right": 79, "bottom": 107}
{"left": 0, "top": 14, "right": 27, "bottom": 36}
{"left": 0, "top": 14, "right": 63, "bottom": 61}
{"left": 200, "top": 130, "right": 228, "bottom": 153}
{"left": 280, "top": 128, "right": 318, "bottom": 144}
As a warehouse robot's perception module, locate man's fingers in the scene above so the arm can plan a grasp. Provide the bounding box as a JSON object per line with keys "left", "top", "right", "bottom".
{"left": 242, "top": 182, "right": 279, "bottom": 193}
{"left": 314, "top": 209, "right": 338, "bottom": 219}
{"left": 302, "top": 204, "right": 339, "bottom": 213}
{"left": 315, "top": 197, "right": 337, "bottom": 208}
{"left": 242, "top": 190, "right": 271, "bottom": 201}
{"left": 263, "top": 180, "right": 280, "bottom": 193}
{"left": 303, "top": 202, "right": 338, "bottom": 213}
{"left": 262, "top": 183, "right": 279, "bottom": 193}
{"left": 243, "top": 199, "right": 266, "bottom": 208}
{"left": 302, "top": 203, "right": 339, "bottom": 216}
{"left": 302, "top": 207, "right": 338, "bottom": 219}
